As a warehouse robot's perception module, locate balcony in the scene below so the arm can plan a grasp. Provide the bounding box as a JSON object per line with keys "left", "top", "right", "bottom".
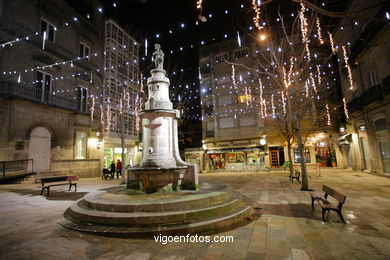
{"left": 348, "top": 81, "right": 390, "bottom": 113}
{"left": 0, "top": 81, "right": 83, "bottom": 112}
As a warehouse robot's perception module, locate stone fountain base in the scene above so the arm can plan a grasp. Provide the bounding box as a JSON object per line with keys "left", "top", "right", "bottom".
{"left": 59, "top": 182, "right": 254, "bottom": 238}
{"left": 127, "top": 166, "right": 187, "bottom": 194}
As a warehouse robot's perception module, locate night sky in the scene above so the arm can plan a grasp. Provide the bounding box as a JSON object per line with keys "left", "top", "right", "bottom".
{"left": 100, "top": 0, "right": 259, "bottom": 120}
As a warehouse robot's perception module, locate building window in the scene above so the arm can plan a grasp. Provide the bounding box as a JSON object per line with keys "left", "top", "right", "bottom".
{"left": 215, "top": 53, "right": 229, "bottom": 64}
{"left": 238, "top": 95, "right": 252, "bottom": 103}
{"left": 40, "top": 19, "right": 55, "bottom": 42}
{"left": 368, "top": 69, "right": 378, "bottom": 87}
{"left": 219, "top": 117, "right": 234, "bottom": 129}
{"left": 75, "top": 132, "right": 87, "bottom": 159}
{"left": 294, "top": 148, "right": 311, "bottom": 163}
{"left": 375, "top": 118, "right": 387, "bottom": 132}
{"left": 35, "top": 71, "right": 52, "bottom": 102}
{"left": 233, "top": 48, "right": 249, "bottom": 59}
{"left": 80, "top": 43, "right": 90, "bottom": 60}
{"left": 77, "top": 87, "right": 88, "bottom": 113}
{"left": 375, "top": 118, "right": 390, "bottom": 172}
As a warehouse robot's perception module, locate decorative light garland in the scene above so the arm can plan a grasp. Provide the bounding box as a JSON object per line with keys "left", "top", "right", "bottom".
{"left": 326, "top": 104, "right": 331, "bottom": 125}
{"left": 281, "top": 91, "right": 286, "bottom": 114}
{"left": 299, "top": 2, "right": 311, "bottom": 61}
{"left": 316, "top": 65, "right": 322, "bottom": 87}
{"left": 259, "top": 79, "right": 264, "bottom": 118}
{"left": 316, "top": 17, "right": 324, "bottom": 44}
{"left": 328, "top": 32, "right": 336, "bottom": 53}
{"left": 90, "top": 95, "right": 95, "bottom": 121}
{"left": 231, "top": 65, "right": 237, "bottom": 89}
{"left": 342, "top": 45, "right": 354, "bottom": 90}
{"left": 309, "top": 72, "right": 317, "bottom": 94}
{"left": 343, "top": 97, "right": 349, "bottom": 119}
{"left": 252, "top": 0, "right": 263, "bottom": 31}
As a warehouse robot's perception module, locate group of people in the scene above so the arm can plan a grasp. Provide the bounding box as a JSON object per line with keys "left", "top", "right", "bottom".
{"left": 103, "top": 159, "right": 123, "bottom": 179}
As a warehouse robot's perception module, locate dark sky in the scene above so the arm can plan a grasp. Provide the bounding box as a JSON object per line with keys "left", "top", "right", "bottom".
{"left": 100, "top": 0, "right": 256, "bottom": 120}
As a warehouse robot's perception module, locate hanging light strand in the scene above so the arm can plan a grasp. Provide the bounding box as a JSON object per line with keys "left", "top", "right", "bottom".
{"left": 231, "top": 65, "right": 237, "bottom": 89}
{"left": 316, "top": 17, "right": 324, "bottom": 44}
{"left": 90, "top": 95, "right": 95, "bottom": 121}
{"left": 328, "top": 32, "right": 336, "bottom": 53}
{"left": 326, "top": 104, "right": 331, "bottom": 125}
{"left": 342, "top": 45, "right": 354, "bottom": 90}
{"left": 343, "top": 97, "right": 350, "bottom": 119}
{"left": 252, "top": 0, "right": 263, "bottom": 31}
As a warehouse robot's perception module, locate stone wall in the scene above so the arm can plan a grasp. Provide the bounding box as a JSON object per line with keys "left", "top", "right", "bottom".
{"left": 52, "top": 159, "right": 100, "bottom": 178}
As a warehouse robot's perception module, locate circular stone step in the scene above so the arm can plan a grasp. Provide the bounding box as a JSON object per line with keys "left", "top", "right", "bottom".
{"left": 82, "top": 182, "right": 232, "bottom": 213}
{"left": 60, "top": 182, "right": 254, "bottom": 237}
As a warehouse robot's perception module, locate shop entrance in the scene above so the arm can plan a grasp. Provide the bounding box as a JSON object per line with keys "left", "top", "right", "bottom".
{"left": 315, "top": 140, "right": 337, "bottom": 167}
{"left": 208, "top": 153, "right": 225, "bottom": 170}
{"left": 269, "top": 147, "right": 285, "bottom": 167}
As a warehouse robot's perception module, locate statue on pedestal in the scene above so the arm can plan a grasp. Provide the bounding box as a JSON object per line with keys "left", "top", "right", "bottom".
{"left": 152, "top": 44, "right": 164, "bottom": 70}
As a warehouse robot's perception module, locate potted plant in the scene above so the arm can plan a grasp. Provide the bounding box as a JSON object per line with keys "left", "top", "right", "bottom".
{"left": 282, "top": 161, "right": 291, "bottom": 170}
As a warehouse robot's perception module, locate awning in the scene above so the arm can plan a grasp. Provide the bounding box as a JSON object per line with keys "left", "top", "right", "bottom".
{"left": 206, "top": 146, "right": 265, "bottom": 154}
{"left": 337, "top": 134, "right": 352, "bottom": 141}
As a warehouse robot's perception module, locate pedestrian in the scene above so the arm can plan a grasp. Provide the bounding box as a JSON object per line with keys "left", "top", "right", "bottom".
{"left": 109, "top": 160, "right": 116, "bottom": 179}
{"left": 116, "top": 159, "right": 122, "bottom": 179}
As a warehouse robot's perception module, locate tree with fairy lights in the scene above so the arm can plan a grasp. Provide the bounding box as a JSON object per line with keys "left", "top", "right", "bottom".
{"left": 228, "top": 1, "right": 345, "bottom": 190}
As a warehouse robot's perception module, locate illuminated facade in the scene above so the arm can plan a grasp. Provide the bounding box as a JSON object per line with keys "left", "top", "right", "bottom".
{"left": 334, "top": 0, "right": 390, "bottom": 175}
{"left": 102, "top": 19, "right": 141, "bottom": 168}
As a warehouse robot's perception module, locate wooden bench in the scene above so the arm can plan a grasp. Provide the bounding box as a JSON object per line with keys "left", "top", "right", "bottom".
{"left": 289, "top": 170, "right": 301, "bottom": 183}
{"left": 36, "top": 176, "right": 78, "bottom": 196}
{"left": 310, "top": 185, "right": 346, "bottom": 223}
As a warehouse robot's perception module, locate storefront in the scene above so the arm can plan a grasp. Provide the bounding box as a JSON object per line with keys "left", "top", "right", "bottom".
{"left": 103, "top": 147, "right": 128, "bottom": 168}
{"left": 315, "top": 140, "right": 337, "bottom": 167}
{"left": 208, "top": 153, "right": 225, "bottom": 170}
{"left": 206, "top": 147, "right": 265, "bottom": 172}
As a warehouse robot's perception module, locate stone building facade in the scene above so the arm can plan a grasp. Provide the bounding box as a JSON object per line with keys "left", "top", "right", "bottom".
{"left": 0, "top": 0, "right": 105, "bottom": 177}
{"left": 334, "top": 0, "right": 390, "bottom": 175}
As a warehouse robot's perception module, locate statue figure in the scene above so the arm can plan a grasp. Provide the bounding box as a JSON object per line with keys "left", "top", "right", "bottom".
{"left": 152, "top": 43, "right": 164, "bottom": 70}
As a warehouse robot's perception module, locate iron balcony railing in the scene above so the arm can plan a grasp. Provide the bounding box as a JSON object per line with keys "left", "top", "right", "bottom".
{"left": 0, "top": 159, "right": 34, "bottom": 179}
{"left": 0, "top": 81, "right": 85, "bottom": 112}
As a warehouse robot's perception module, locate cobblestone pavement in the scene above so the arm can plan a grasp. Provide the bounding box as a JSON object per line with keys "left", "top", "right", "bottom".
{"left": 0, "top": 168, "right": 390, "bottom": 260}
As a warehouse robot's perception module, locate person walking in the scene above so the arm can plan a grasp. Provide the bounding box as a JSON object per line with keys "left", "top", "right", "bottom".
{"left": 109, "top": 160, "right": 116, "bottom": 179}
{"left": 116, "top": 159, "right": 122, "bottom": 179}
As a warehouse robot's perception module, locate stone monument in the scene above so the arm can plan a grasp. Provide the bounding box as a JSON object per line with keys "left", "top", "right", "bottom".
{"left": 127, "top": 44, "right": 198, "bottom": 193}
{"left": 60, "top": 44, "right": 253, "bottom": 237}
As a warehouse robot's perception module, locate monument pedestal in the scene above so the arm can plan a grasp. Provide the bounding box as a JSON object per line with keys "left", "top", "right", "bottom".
{"left": 128, "top": 166, "right": 186, "bottom": 193}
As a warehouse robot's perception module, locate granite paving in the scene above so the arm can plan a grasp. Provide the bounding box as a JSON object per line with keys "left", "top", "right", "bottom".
{"left": 0, "top": 168, "right": 389, "bottom": 259}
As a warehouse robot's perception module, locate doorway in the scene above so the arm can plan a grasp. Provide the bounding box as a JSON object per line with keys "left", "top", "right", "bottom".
{"left": 28, "top": 127, "right": 51, "bottom": 172}
{"left": 269, "top": 147, "right": 285, "bottom": 167}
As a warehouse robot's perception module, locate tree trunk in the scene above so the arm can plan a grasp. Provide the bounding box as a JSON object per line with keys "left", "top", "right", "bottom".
{"left": 120, "top": 114, "right": 126, "bottom": 184}
{"left": 287, "top": 139, "right": 293, "bottom": 177}
{"left": 297, "top": 122, "right": 309, "bottom": 190}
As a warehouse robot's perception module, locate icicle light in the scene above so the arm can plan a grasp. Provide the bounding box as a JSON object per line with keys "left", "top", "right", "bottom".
{"left": 309, "top": 72, "right": 317, "bottom": 94}
{"left": 342, "top": 46, "right": 354, "bottom": 90}
{"left": 299, "top": 3, "right": 311, "bottom": 61}
{"left": 316, "top": 18, "right": 324, "bottom": 44}
{"left": 281, "top": 91, "right": 286, "bottom": 114}
{"left": 328, "top": 32, "right": 336, "bottom": 53}
{"left": 316, "top": 65, "right": 322, "bottom": 87}
{"left": 259, "top": 79, "right": 264, "bottom": 118}
{"left": 90, "top": 95, "right": 95, "bottom": 121}
{"left": 252, "top": 0, "right": 263, "bottom": 31}
{"left": 343, "top": 97, "right": 349, "bottom": 119}
{"left": 231, "top": 65, "right": 237, "bottom": 89}
{"left": 326, "top": 104, "right": 331, "bottom": 125}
